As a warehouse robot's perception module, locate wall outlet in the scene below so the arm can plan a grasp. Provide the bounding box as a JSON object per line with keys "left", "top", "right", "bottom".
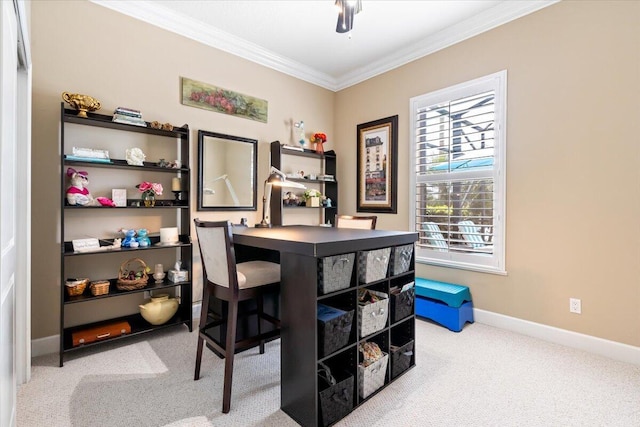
{"left": 569, "top": 298, "right": 581, "bottom": 314}
{"left": 143, "top": 291, "right": 151, "bottom": 299}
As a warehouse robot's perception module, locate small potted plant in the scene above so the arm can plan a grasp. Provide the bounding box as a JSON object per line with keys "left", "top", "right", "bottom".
{"left": 303, "top": 189, "right": 323, "bottom": 207}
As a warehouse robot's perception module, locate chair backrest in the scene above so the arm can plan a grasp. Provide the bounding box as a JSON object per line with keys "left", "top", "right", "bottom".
{"left": 194, "top": 219, "right": 238, "bottom": 289}
{"left": 335, "top": 214, "right": 377, "bottom": 230}
{"left": 424, "top": 222, "right": 448, "bottom": 251}
{"left": 457, "top": 220, "right": 485, "bottom": 248}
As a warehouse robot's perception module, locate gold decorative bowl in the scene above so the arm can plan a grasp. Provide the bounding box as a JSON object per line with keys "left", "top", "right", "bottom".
{"left": 62, "top": 92, "right": 101, "bottom": 118}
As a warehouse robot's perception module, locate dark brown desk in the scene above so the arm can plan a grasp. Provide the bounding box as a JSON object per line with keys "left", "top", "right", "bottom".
{"left": 233, "top": 225, "right": 418, "bottom": 427}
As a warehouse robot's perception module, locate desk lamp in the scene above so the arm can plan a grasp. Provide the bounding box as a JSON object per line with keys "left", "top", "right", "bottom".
{"left": 256, "top": 166, "right": 305, "bottom": 228}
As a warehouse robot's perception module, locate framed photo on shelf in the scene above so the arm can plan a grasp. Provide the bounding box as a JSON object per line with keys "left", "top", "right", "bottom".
{"left": 356, "top": 115, "right": 398, "bottom": 213}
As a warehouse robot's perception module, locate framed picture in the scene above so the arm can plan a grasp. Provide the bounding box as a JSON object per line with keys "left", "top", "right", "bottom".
{"left": 357, "top": 115, "right": 398, "bottom": 213}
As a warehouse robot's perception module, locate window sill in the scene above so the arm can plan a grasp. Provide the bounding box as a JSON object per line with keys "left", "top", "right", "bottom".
{"left": 416, "top": 256, "right": 507, "bottom": 276}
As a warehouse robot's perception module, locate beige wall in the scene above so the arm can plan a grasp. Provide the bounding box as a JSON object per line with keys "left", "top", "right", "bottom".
{"left": 31, "top": 1, "right": 640, "bottom": 348}
{"left": 30, "top": 1, "right": 334, "bottom": 339}
{"left": 336, "top": 0, "right": 640, "bottom": 347}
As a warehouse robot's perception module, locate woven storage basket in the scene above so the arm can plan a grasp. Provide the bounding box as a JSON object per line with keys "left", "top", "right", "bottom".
{"left": 117, "top": 258, "right": 149, "bottom": 291}
{"left": 390, "top": 284, "right": 415, "bottom": 323}
{"left": 90, "top": 280, "right": 110, "bottom": 296}
{"left": 358, "top": 353, "right": 388, "bottom": 399}
{"left": 358, "top": 290, "right": 389, "bottom": 338}
{"left": 390, "top": 339, "right": 414, "bottom": 379}
{"left": 317, "top": 304, "right": 354, "bottom": 357}
{"left": 390, "top": 244, "right": 414, "bottom": 276}
{"left": 357, "top": 247, "right": 391, "bottom": 284}
{"left": 65, "top": 278, "right": 88, "bottom": 297}
{"left": 318, "top": 252, "right": 355, "bottom": 295}
{"left": 318, "top": 369, "right": 354, "bottom": 427}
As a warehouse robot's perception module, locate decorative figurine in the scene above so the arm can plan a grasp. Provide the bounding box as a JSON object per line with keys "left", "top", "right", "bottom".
{"left": 66, "top": 167, "right": 96, "bottom": 206}
{"left": 62, "top": 92, "right": 101, "bottom": 118}
{"left": 136, "top": 229, "right": 151, "bottom": 247}
{"left": 125, "top": 147, "right": 146, "bottom": 166}
{"left": 122, "top": 229, "right": 137, "bottom": 248}
{"left": 294, "top": 120, "right": 306, "bottom": 148}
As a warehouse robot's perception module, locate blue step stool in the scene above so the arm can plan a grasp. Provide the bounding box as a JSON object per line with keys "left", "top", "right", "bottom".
{"left": 415, "top": 278, "right": 474, "bottom": 332}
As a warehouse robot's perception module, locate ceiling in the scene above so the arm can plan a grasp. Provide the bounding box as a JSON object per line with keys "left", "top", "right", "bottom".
{"left": 92, "top": 0, "right": 556, "bottom": 91}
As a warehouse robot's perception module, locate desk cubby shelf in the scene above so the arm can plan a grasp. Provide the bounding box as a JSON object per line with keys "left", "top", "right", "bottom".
{"left": 313, "top": 245, "right": 416, "bottom": 426}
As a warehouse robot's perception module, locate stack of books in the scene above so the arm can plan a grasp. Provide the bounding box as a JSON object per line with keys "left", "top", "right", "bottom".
{"left": 112, "top": 107, "right": 146, "bottom": 127}
{"left": 65, "top": 146, "right": 112, "bottom": 163}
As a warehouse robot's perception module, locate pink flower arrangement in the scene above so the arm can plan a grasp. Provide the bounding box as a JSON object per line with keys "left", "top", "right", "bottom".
{"left": 137, "top": 181, "right": 163, "bottom": 196}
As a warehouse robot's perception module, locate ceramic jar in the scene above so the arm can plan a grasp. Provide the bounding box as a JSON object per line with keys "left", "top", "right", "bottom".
{"left": 139, "top": 294, "right": 178, "bottom": 325}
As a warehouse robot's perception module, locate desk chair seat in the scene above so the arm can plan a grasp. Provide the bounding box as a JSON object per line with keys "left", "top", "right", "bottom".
{"left": 194, "top": 219, "right": 281, "bottom": 413}
{"left": 335, "top": 214, "right": 377, "bottom": 229}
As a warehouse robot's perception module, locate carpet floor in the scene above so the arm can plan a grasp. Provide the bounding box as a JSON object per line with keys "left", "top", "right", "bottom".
{"left": 17, "top": 319, "right": 640, "bottom": 426}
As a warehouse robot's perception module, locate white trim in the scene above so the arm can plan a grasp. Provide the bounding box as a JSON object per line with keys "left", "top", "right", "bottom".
{"left": 90, "top": 0, "right": 557, "bottom": 91}
{"left": 474, "top": 309, "right": 640, "bottom": 366}
{"left": 14, "top": 0, "right": 31, "bottom": 387}
{"left": 410, "top": 70, "right": 507, "bottom": 273}
{"left": 338, "top": 1, "right": 556, "bottom": 90}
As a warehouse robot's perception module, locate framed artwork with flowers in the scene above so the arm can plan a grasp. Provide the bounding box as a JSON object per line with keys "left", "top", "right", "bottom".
{"left": 356, "top": 115, "right": 398, "bottom": 213}
{"left": 181, "top": 77, "right": 268, "bottom": 123}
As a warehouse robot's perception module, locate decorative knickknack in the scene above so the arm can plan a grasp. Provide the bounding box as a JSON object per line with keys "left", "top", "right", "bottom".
{"left": 303, "top": 189, "right": 323, "bottom": 207}
{"left": 62, "top": 92, "right": 101, "bottom": 118}
{"left": 311, "top": 132, "right": 327, "bottom": 154}
{"left": 139, "top": 294, "right": 179, "bottom": 325}
{"left": 137, "top": 181, "right": 163, "bottom": 207}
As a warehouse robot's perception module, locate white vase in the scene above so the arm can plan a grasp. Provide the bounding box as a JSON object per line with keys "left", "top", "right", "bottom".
{"left": 139, "top": 294, "right": 178, "bottom": 325}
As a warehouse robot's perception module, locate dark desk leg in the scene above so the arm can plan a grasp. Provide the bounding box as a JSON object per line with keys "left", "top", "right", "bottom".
{"left": 280, "top": 252, "right": 318, "bottom": 427}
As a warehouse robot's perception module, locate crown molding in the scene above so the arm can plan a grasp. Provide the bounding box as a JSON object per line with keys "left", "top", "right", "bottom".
{"left": 91, "top": 0, "right": 558, "bottom": 92}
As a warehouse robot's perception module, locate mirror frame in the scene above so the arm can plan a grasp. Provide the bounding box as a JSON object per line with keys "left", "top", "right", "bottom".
{"left": 197, "top": 130, "right": 258, "bottom": 211}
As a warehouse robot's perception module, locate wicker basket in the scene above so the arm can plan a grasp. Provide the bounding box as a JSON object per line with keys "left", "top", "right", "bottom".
{"left": 65, "top": 278, "right": 89, "bottom": 296}
{"left": 90, "top": 280, "right": 111, "bottom": 296}
{"left": 117, "top": 258, "right": 149, "bottom": 291}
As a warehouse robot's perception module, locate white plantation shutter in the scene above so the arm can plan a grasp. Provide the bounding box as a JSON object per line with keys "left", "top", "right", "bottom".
{"left": 410, "top": 71, "right": 506, "bottom": 274}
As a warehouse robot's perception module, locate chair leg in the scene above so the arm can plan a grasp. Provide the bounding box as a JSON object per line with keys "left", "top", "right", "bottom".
{"left": 257, "top": 294, "right": 265, "bottom": 354}
{"left": 194, "top": 284, "right": 211, "bottom": 381}
{"left": 222, "top": 298, "right": 239, "bottom": 413}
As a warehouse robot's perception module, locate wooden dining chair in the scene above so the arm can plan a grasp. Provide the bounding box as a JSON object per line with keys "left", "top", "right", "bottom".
{"left": 193, "top": 219, "right": 281, "bottom": 413}
{"left": 335, "top": 214, "right": 377, "bottom": 230}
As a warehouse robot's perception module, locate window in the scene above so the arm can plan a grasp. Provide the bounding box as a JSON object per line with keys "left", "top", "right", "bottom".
{"left": 409, "top": 71, "right": 506, "bottom": 274}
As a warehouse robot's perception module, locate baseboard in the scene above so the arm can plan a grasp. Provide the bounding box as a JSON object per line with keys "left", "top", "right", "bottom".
{"left": 32, "top": 303, "right": 202, "bottom": 358}
{"left": 33, "top": 305, "right": 639, "bottom": 365}
{"left": 474, "top": 309, "right": 640, "bottom": 366}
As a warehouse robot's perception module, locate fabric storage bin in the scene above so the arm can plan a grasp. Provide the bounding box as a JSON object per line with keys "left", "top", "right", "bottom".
{"left": 390, "top": 244, "right": 414, "bottom": 275}
{"left": 358, "top": 353, "right": 388, "bottom": 399}
{"left": 318, "top": 252, "right": 355, "bottom": 295}
{"left": 358, "top": 290, "right": 389, "bottom": 337}
{"left": 318, "top": 304, "right": 354, "bottom": 357}
{"left": 390, "top": 283, "right": 415, "bottom": 323}
{"left": 318, "top": 368, "right": 354, "bottom": 427}
{"left": 357, "top": 247, "right": 391, "bottom": 284}
{"left": 390, "top": 339, "right": 414, "bottom": 379}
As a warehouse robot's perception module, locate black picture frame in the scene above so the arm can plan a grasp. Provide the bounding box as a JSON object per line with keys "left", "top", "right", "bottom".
{"left": 356, "top": 115, "right": 398, "bottom": 213}
{"left": 197, "top": 130, "right": 258, "bottom": 211}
